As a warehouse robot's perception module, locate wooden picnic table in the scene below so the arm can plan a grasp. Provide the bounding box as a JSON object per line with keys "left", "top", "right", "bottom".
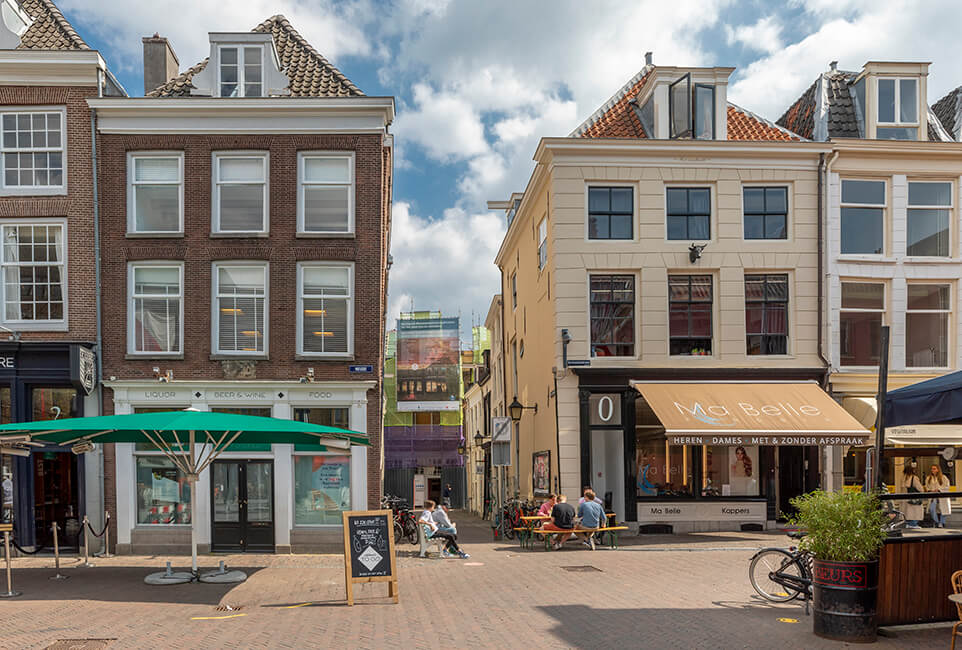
{"left": 514, "top": 513, "right": 617, "bottom": 549}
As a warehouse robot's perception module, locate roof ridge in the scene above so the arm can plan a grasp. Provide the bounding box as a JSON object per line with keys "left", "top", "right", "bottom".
{"left": 569, "top": 64, "right": 653, "bottom": 137}
{"left": 728, "top": 101, "right": 809, "bottom": 142}
{"left": 254, "top": 14, "right": 364, "bottom": 97}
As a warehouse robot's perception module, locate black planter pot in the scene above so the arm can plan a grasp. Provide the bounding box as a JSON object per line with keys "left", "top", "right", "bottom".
{"left": 812, "top": 558, "right": 878, "bottom": 643}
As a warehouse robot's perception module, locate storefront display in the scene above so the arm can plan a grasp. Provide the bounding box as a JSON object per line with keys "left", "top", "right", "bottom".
{"left": 136, "top": 456, "right": 191, "bottom": 524}
{"left": 293, "top": 454, "right": 351, "bottom": 525}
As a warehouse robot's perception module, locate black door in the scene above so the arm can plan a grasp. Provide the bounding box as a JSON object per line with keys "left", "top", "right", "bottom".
{"left": 211, "top": 460, "right": 274, "bottom": 552}
{"left": 778, "top": 446, "right": 805, "bottom": 519}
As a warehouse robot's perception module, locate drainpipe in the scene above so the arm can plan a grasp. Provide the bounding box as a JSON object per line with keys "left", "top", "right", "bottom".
{"left": 91, "top": 68, "right": 105, "bottom": 546}
{"left": 552, "top": 371, "right": 561, "bottom": 495}
{"left": 819, "top": 149, "right": 841, "bottom": 492}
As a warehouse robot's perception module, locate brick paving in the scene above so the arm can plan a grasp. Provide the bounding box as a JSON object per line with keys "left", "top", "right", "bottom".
{"left": 0, "top": 514, "right": 948, "bottom": 649}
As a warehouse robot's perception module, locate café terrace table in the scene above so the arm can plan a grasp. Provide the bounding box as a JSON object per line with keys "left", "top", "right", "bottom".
{"left": 516, "top": 513, "right": 617, "bottom": 549}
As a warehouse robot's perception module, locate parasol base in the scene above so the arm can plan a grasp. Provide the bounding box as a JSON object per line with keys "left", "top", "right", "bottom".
{"left": 199, "top": 562, "right": 246, "bottom": 584}
{"left": 144, "top": 571, "right": 193, "bottom": 585}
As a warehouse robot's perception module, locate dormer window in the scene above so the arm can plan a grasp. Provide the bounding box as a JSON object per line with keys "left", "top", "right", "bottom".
{"left": 876, "top": 77, "right": 918, "bottom": 140}
{"left": 219, "top": 46, "right": 262, "bottom": 98}
{"left": 669, "top": 74, "right": 715, "bottom": 140}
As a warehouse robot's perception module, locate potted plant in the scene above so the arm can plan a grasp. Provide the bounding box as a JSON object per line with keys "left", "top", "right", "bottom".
{"left": 789, "top": 490, "right": 888, "bottom": 643}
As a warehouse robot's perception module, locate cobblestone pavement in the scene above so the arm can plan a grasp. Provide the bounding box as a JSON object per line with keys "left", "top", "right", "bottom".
{"left": 0, "top": 514, "right": 948, "bottom": 649}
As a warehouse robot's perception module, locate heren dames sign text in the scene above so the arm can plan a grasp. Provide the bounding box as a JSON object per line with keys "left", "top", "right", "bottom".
{"left": 667, "top": 435, "right": 866, "bottom": 446}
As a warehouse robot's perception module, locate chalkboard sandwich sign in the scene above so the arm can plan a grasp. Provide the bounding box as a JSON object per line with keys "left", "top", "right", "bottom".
{"left": 342, "top": 510, "right": 398, "bottom": 605}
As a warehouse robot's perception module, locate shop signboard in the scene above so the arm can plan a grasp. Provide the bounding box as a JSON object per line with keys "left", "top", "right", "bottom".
{"left": 342, "top": 510, "right": 398, "bottom": 606}
{"left": 637, "top": 501, "right": 766, "bottom": 523}
{"left": 396, "top": 317, "right": 461, "bottom": 412}
{"left": 413, "top": 474, "right": 426, "bottom": 507}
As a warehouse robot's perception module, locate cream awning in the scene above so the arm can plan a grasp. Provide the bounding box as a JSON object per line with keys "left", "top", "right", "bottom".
{"left": 631, "top": 382, "right": 870, "bottom": 446}
{"left": 842, "top": 397, "right": 878, "bottom": 430}
{"left": 886, "top": 424, "right": 962, "bottom": 446}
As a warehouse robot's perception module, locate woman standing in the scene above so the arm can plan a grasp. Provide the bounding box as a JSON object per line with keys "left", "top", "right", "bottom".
{"left": 902, "top": 465, "right": 925, "bottom": 529}
{"left": 925, "top": 465, "right": 952, "bottom": 528}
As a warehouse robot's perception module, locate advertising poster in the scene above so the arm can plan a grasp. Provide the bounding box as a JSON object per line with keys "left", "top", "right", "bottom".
{"left": 295, "top": 455, "right": 351, "bottom": 525}
{"left": 396, "top": 317, "right": 461, "bottom": 412}
{"left": 532, "top": 450, "right": 550, "bottom": 496}
{"left": 728, "top": 445, "right": 758, "bottom": 496}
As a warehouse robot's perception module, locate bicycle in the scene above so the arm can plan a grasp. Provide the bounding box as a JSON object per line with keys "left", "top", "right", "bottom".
{"left": 380, "top": 494, "right": 419, "bottom": 545}
{"left": 749, "top": 531, "right": 814, "bottom": 611}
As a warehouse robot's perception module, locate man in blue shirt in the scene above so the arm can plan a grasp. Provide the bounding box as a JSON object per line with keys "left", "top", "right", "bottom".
{"left": 577, "top": 489, "right": 605, "bottom": 550}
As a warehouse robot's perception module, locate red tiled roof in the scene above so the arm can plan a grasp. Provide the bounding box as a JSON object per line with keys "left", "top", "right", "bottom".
{"left": 727, "top": 105, "right": 800, "bottom": 141}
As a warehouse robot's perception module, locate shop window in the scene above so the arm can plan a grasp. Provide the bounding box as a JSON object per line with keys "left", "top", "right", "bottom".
{"left": 31, "top": 387, "right": 77, "bottom": 421}
{"left": 298, "top": 152, "right": 354, "bottom": 235}
{"left": 0, "top": 109, "right": 64, "bottom": 194}
{"left": 839, "top": 282, "right": 884, "bottom": 366}
{"left": 135, "top": 456, "right": 191, "bottom": 524}
{"left": 128, "top": 263, "right": 182, "bottom": 355}
{"left": 211, "top": 407, "right": 272, "bottom": 417}
{"left": 635, "top": 431, "right": 696, "bottom": 498}
{"left": 213, "top": 263, "right": 267, "bottom": 355}
{"left": 905, "top": 283, "right": 950, "bottom": 368}
{"left": 907, "top": 181, "right": 951, "bottom": 257}
{"left": 219, "top": 45, "right": 263, "bottom": 98}
{"left": 840, "top": 180, "right": 885, "bottom": 254}
{"left": 127, "top": 153, "right": 183, "bottom": 234}
{"left": 666, "top": 187, "right": 710, "bottom": 240}
{"left": 297, "top": 263, "right": 353, "bottom": 356}
{"left": 587, "top": 187, "right": 633, "bottom": 240}
{"left": 704, "top": 445, "right": 760, "bottom": 496}
{"left": 743, "top": 187, "right": 788, "bottom": 239}
{"left": 293, "top": 454, "right": 351, "bottom": 525}
{"left": 876, "top": 77, "right": 918, "bottom": 140}
{"left": 669, "top": 275, "right": 712, "bottom": 356}
{"left": 589, "top": 274, "right": 635, "bottom": 357}
{"left": 212, "top": 152, "right": 268, "bottom": 233}
{"left": 294, "top": 407, "right": 349, "bottom": 429}
{"left": 1, "top": 222, "right": 65, "bottom": 324}
{"left": 745, "top": 274, "right": 788, "bottom": 355}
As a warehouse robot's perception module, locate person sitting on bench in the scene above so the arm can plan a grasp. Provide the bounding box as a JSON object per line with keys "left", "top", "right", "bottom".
{"left": 542, "top": 494, "right": 575, "bottom": 550}
{"left": 577, "top": 489, "right": 605, "bottom": 549}
{"left": 419, "top": 500, "right": 468, "bottom": 558}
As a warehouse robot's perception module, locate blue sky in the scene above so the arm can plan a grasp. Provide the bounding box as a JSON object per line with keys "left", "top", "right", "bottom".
{"left": 58, "top": 0, "right": 962, "bottom": 342}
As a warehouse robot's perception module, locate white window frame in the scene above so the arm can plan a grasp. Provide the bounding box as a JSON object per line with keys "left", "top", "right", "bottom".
{"left": 296, "top": 151, "right": 355, "bottom": 236}
{"left": 296, "top": 261, "right": 354, "bottom": 358}
{"left": 132, "top": 443, "right": 191, "bottom": 526}
{"left": 876, "top": 77, "right": 919, "bottom": 128}
{"left": 906, "top": 180, "right": 953, "bottom": 258}
{"left": 838, "top": 280, "right": 886, "bottom": 369}
{"left": 840, "top": 178, "right": 886, "bottom": 257}
{"left": 217, "top": 45, "right": 264, "bottom": 98}
{"left": 291, "top": 405, "right": 352, "bottom": 528}
{"left": 0, "top": 106, "right": 67, "bottom": 196}
{"left": 211, "top": 261, "right": 269, "bottom": 357}
{"left": 211, "top": 151, "right": 269, "bottom": 235}
{"left": 127, "top": 261, "right": 184, "bottom": 357}
{"left": 904, "top": 282, "right": 952, "bottom": 370}
{"left": 537, "top": 217, "right": 547, "bottom": 270}
{"left": 0, "top": 218, "right": 67, "bottom": 330}
{"left": 126, "top": 151, "right": 184, "bottom": 236}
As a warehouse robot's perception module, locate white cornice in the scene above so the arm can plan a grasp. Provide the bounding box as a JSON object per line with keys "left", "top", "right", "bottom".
{"left": 535, "top": 137, "right": 831, "bottom": 161}
{"left": 87, "top": 97, "right": 396, "bottom": 134}
{"left": 0, "top": 49, "right": 106, "bottom": 86}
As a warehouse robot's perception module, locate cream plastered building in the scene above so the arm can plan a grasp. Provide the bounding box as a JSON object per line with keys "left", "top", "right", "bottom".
{"left": 777, "top": 61, "right": 962, "bottom": 499}
{"left": 491, "top": 61, "right": 851, "bottom": 532}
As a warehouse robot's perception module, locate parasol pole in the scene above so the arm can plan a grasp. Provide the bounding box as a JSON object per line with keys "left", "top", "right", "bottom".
{"left": 189, "top": 429, "right": 198, "bottom": 575}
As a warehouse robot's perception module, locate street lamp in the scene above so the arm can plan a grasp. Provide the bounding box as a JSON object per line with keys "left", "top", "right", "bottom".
{"left": 474, "top": 430, "right": 484, "bottom": 445}
{"left": 508, "top": 396, "right": 537, "bottom": 422}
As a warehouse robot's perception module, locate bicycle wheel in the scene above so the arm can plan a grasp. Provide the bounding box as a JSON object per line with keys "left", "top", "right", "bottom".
{"left": 394, "top": 520, "right": 403, "bottom": 545}
{"left": 405, "top": 518, "right": 419, "bottom": 545}
{"left": 749, "top": 549, "right": 804, "bottom": 602}
{"left": 502, "top": 512, "right": 516, "bottom": 540}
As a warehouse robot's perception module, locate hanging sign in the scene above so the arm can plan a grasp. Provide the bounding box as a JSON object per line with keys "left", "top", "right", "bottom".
{"left": 342, "top": 510, "right": 398, "bottom": 606}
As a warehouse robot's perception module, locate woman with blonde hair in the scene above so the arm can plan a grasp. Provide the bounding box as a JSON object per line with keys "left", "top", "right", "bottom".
{"left": 901, "top": 465, "right": 925, "bottom": 529}
{"left": 925, "top": 464, "right": 952, "bottom": 528}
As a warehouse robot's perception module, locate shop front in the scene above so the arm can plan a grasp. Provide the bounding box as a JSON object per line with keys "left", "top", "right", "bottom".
{"left": 108, "top": 380, "right": 373, "bottom": 554}
{"left": 576, "top": 370, "right": 869, "bottom": 533}
{"left": 0, "top": 342, "right": 97, "bottom": 549}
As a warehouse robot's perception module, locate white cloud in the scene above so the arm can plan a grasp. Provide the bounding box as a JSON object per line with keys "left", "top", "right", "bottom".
{"left": 726, "top": 16, "right": 782, "bottom": 54}
{"left": 60, "top": 0, "right": 372, "bottom": 83}
{"left": 387, "top": 202, "right": 505, "bottom": 335}
{"left": 394, "top": 84, "right": 490, "bottom": 163}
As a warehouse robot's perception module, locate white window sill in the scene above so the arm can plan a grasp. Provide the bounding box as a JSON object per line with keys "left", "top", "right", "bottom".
{"left": 0, "top": 186, "right": 67, "bottom": 197}
{"left": 125, "top": 353, "right": 184, "bottom": 360}
{"left": 210, "top": 232, "right": 269, "bottom": 238}
{"left": 126, "top": 232, "right": 185, "bottom": 238}
{"left": 836, "top": 255, "right": 895, "bottom": 263}
{"left": 3, "top": 321, "right": 68, "bottom": 332}
{"left": 210, "top": 353, "right": 269, "bottom": 361}
{"left": 901, "top": 256, "right": 959, "bottom": 264}
{"left": 295, "top": 353, "right": 354, "bottom": 361}
{"left": 297, "top": 232, "right": 356, "bottom": 239}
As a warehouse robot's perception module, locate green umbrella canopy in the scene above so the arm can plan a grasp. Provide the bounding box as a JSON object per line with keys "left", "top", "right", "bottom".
{"left": 0, "top": 410, "right": 368, "bottom": 448}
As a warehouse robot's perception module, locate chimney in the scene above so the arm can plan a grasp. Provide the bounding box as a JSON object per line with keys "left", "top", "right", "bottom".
{"left": 645, "top": 51, "right": 653, "bottom": 66}
{"left": 142, "top": 34, "right": 179, "bottom": 95}
{"left": 829, "top": 60, "right": 838, "bottom": 73}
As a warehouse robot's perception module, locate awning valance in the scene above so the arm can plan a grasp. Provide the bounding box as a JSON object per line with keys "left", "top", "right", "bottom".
{"left": 886, "top": 424, "right": 962, "bottom": 447}
{"left": 631, "top": 381, "right": 870, "bottom": 446}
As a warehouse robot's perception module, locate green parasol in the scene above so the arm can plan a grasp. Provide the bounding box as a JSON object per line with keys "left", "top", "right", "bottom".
{"left": 0, "top": 410, "right": 368, "bottom": 574}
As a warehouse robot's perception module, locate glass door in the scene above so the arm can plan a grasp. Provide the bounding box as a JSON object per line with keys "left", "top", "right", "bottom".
{"left": 210, "top": 460, "right": 274, "bottom": 552}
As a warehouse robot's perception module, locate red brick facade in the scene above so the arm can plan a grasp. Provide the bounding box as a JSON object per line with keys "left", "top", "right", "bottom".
{"left": 0, "top": 85, "right": 99, "bottom": 343}
{"left": 97, "top": 132, "right": 389, "bottom": 522}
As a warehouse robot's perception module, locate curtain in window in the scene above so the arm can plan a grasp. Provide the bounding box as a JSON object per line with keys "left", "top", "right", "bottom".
{"left": 134, "top": 267, "right": 180, "bottom": 352}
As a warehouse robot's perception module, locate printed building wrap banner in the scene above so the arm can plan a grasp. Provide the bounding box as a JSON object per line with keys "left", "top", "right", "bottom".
{"left": 396, "top": 317, "right": 461, "bottom": 412}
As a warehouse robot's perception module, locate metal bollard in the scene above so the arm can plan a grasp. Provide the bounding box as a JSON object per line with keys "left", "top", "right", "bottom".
{"left": 49, "top": 523, "right": 68, "bottom": 580}
{"left": 80, "top": 515, "right": 93, "bottom": 568}
{"left": 0, "top": 530, "right": 21, "bottom": 598}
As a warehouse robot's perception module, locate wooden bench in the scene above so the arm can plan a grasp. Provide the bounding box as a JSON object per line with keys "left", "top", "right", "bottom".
{"left": 531, "top": 525, "right": 629, "bottom": 550}
{"left": 418, "top": 523, "right": 445, "bottom": 558}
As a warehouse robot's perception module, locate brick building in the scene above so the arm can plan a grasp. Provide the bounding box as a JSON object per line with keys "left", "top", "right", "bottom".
{"left": 0, "top": 0, "right": 124, "bottom": 550}
{"left": 94, "top": 18, "right": 393, "bottom": 553}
